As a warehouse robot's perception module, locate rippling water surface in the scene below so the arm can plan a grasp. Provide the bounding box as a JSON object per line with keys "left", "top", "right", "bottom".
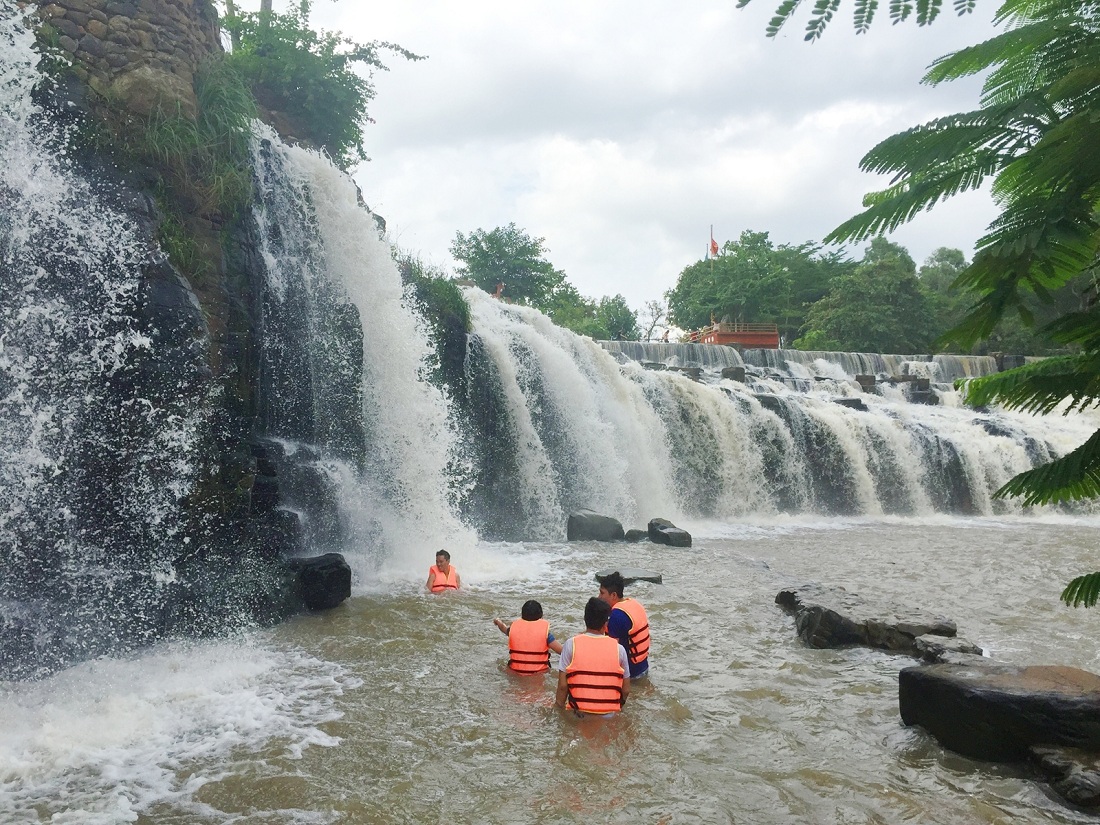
{"left": 4, "top": 516, "right": 1099, "bottom": 824}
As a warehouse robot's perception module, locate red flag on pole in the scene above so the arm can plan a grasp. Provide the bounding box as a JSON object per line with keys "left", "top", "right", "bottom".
{"left": 709, "top": 230, "right": 719, "bottom": 258}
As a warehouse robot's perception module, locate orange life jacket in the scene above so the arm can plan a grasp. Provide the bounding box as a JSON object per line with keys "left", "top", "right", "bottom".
{"left": 614, "top": 598, "right": 650, "bottom": 665}
{"left": 565, "top": 634, "right": 623, "bottom": 714}
{"left": 507, "top": 618, "right": 551, "bottom": 674}
{"left": 429, "top": 564, "right": 458, "bottom": 592}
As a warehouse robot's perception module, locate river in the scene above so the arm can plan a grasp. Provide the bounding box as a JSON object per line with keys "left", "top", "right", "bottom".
{"left": 4, "top": 515, "right": 1098, "bottom": 824}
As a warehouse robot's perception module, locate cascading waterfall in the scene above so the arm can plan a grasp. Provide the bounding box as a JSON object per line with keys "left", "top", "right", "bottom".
{"left": 461, "top": 322, "right": 1096, "bottom": 534}
{"left": 461, "top": 291, "right": 681, "bottom": 537}
{"left": 0, "top": 7, "right": 209, "bottom": 676}
{"left": 248, "top": 125, "right": 474, "bottom": 579}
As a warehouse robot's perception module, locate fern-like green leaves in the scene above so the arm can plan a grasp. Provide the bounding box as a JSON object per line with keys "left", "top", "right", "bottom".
{"left": 1062, "top": 572, "right": 1100, "bottom": 608}
{"left": 740, "top": 0, "right": 963, "bottom": 36}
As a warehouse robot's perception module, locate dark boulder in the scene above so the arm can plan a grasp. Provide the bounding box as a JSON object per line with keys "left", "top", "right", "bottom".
{"left": 899, "top": 663, "right": 1100, "bottom": 762}
{"left": 567, "top": 509, "right": 625, "bottom": 541}
{"left": 624, "top": 528, "right": 649, "bottom": 542}
{"left": 647, "top": 518, "right": 692, "bottom": 547}
{"left": 721, "top": 365, "right": 746, "bottom": 382}
{"left": 831, "top": 397, "right": 868, "bottom": 411}
{"left": 282, "top": 553, "right": 351, "bottom": 611}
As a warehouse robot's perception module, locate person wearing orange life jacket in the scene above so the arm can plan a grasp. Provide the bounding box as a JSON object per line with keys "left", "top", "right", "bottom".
{"left": 492, "top": 600, "right": 563, "bottom": 674}
{"left": 597, "top": 571, "right": 650, "bottom": 679}
{"left": 555, "top": 597, "right": 630, "bottom": 715}
{"left": 426, "top": 550, "right": 461, "bottom": 593}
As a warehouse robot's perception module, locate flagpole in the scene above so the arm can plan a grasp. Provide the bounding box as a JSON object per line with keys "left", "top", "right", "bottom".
{"left": 710, "top": 225, "right": 715, "bottom": 322}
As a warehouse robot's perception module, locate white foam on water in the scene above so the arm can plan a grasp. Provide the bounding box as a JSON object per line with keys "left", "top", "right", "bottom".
{"left": 0, "top": 638, "right": 356, "bottom": 824}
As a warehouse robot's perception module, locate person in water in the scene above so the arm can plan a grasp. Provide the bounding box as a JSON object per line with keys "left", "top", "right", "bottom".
{"left": 493, "top": 600, "right": 564, "bottom": 674}
{"left": 426, "top": 550, "right": 460, "bottom": 593}
{"left": 597, "top": 571, "right": 650, "bottom": 679}
{"left": 556, "top": 597, "right": 629, "bottom": 715}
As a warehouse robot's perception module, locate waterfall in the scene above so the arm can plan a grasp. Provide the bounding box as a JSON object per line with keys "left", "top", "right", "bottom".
{"left": 465, "top": 331, "right": 1095, "bottom": 532}
{"left": 248, "top": 125, "right": 474, "bottom": 580}
{"left": 0, "top": 6, "right": 209, "bottom": 676}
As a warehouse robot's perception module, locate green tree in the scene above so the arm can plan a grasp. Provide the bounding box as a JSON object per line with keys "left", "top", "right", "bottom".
{"left": 223, "top": 1, "right": 422, "bottom": 169}
{"left": 450, "top": 223, "right": 566, "bottom": 310}
{"left": 796, "top": 238, "right": 936, "bottom": 352}
{"left": 594, "top": 295, "right": 641, "bottom": 340}
{"left": 666, "top": 230, "right": 850, "bottom": 341}
{"left": 744, "top": 0, "right": 1100, "bottom": 605}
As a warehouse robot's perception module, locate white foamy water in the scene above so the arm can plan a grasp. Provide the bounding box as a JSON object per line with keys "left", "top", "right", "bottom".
{"left": 0, "top": 638, "right": 357, "bottom": 825}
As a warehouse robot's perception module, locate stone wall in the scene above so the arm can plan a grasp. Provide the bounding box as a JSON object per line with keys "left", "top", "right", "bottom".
{"left": 33, "top": 0, "right": 223, "bottom": 119}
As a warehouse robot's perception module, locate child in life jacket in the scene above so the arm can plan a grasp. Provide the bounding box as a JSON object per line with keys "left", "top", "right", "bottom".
{"left": 492, "top": 600, "right": 564, "bottom": 674}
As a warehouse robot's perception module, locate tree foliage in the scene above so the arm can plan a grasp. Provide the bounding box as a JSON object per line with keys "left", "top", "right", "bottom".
{"left": 666, "top": 230, "right": 851, "bottom": 342}
{"left": 450, "top": 223, "right": 566, "bottom": 309}
{"left": 796, "top": 238, "right": 937, "bottom": 352}
{"left": 450, "top": 223, "right": 640, "bottom": 339}
{"left": 223, "top": 1, "right": 422, "bottom": 169}
{"left": 737, "top": 0, "right": 978, "bottom": 40}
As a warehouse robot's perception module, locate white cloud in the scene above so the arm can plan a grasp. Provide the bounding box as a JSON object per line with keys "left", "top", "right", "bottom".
{"left": 297, "top": 0, "right": 1003, "bottom": 309}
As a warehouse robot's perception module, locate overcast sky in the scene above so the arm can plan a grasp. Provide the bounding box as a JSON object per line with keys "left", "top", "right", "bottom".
{"left": 303, "top": 0, "right": 1002, "bottom": 311}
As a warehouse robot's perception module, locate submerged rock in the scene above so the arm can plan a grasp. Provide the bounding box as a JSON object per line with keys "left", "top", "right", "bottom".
{"left": 775, "top": 584, "right": 967, "bottom": 656}
{"left": 595, "top": 567, "right": 663, "bottom": 585}
{"left": 1031, "top": 746, "right": 1100, "bottom": 809}
{"left": 567, "top": 509, "right": 625, "bottom": 541}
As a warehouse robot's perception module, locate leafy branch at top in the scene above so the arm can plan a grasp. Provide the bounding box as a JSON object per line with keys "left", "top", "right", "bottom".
{"left": 222, "top": 1, "right": 423, "bottom": 169}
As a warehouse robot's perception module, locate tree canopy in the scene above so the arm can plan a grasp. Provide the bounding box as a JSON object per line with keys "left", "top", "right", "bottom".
{"left": 665, "top": 230, "right": 852, "bottom": 342}
{"left": 796, "top": 238, "right": 936, "bottom": 352}
{"left": 450, "top": 223, "right": 640, "bottom": 340}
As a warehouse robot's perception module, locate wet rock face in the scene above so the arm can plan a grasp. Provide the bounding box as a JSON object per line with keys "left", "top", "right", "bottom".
{"left": 899, "top": 663, "right": 1100, "bottom": 762}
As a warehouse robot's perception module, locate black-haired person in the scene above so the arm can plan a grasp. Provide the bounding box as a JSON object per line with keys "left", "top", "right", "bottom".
{"left": 426, "top": 550, "right": 461, "bottom": 593}
{"left": 597, "top": 571, "right": 650, "bottom": 679}
{"left": 493, "top": 600, "right": 564, "bottom": 675}
{"left": 555, "top": 597, "right": 630, "bottom": 716}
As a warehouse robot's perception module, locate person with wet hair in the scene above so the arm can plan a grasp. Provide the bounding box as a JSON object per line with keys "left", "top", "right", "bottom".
{"left": 426, "top": 549, "right": 460, "bottom": 593}
{"left": 597, "top": 571, "right": 650, "bottom": 679}
{"left": 493, "top": 600, "right": 563, "bottom": 674}
{"left": 556, "top": 597, "right": 630, "bottom": 715}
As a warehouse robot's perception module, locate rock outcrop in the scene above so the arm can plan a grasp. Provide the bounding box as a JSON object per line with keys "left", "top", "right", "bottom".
{"left": 775, "top": 584, "right": 974, "bottom": 658}
{"left": 648, "top": 518, "right": 692, "bottom": 547}
{"left": 566, "top": 509, "right": 625, "bottom": 541}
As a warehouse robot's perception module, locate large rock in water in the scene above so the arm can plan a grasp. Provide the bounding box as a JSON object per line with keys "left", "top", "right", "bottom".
{"left": 648, "top": 518, "right": 692, "bottom": 547}
{"left": 567, "top": 509, "right": 625, "bottom": 541}
{"left": 775, "top": 584, "right": 972, "bottom": 657}
{"left": 899, "top": 663, "right": 1100, "bottom": 762}
{"left": 282, "top": 553, "right": 352, "bottom": 611}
